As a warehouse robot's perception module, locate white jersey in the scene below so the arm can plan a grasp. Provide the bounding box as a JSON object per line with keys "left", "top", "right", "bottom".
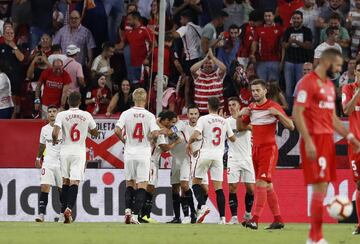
{"left": 54, "top": 108, "right": 96, "bottom": 154}
{"left": 170, "top": 120, "right": 187, "bottom": 159}
{"left": 226, "top": 116, "right": 252, "bottom": 162}
{"left": 195, "top": 114, "right": 234, "bottom": 159}
{"left": 176, "top": 22, "right": 202, "bottom": 60}
{"left": 116, "top": 106, "right": 159, "bottom": 160}
{"left": 39, "top": 124, "right": 62, "bottom": 165}
{"left": 151, "top": 134, "right": 167, "bottom": 167}
{"left": 183, "top": 121, "right": 202, "bottom": 153}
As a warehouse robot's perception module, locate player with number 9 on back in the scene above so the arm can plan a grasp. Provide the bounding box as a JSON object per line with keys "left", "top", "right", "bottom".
{"left": 114, "top": 88, "right": 160, "bottom": 224}
{"left": 52, "top": 91, "right": 99, "bottom": 224}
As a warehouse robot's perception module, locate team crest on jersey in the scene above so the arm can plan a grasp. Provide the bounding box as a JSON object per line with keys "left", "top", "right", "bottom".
{"left": 297, "top": 90, "right": 307, "bottom": 103}
{"left": 320, "top": 88, "right": 325, "bottom": 94}
{"left": 342, "top": 93, "right": 346, "bottom": 103}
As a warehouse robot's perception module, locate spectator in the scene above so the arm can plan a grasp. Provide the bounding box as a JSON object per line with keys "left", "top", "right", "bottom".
{"left": 91, "top": 42, "right": 115, "bottom": 91}
{"left": 320, "top": 13, "right": 350, "bottom": 59}
{"left": 298, "top": 0, "right": 319, "bottom": 43}
{"left": 106, "top": 78, "right": 133, "bottom": 116}
{"left": 317, "top": 0, "right": 347, "bottom": 28}
{"left": 102, "top": 0, "right": 124, "bottom": 43}
{"left": 26, "top": 49, "right": 50, "bottom": 88}
{"left": 0, "top": 62, "right": 14, "bottom": 119}
{"left": 191, "top": 49, "right": 226, "bottom": 114}
{"left": 53, "top": 10, "right": 96, "bottom": 67}
{"left": 35, "top": 59, "right": 71, "bottom": 119}
{"left": 85, "top": 74, "right": 111, "bottom": 115}
{"left": 293, "top": 62, "right": 314, "bottom": 97}
{"left": 275, "top": 0, "right": 304, "bottom": 29}
{"left": 346, "top": 0, "right": 360, "bottom": 58}
{"left": 119, "top": 11, "right": 153, "bottom": 85}
{"left": 0, "top": 20, "right": 13, "bottom": 44}
{"left": 151, "top": 35, "right": 178, "bottom": 79}
{"left": 148, "top": 0, "right": 173, "bottom": 35}
{"left": 64, "top": 44, "right": 85, "bottom": 95}
{"left": 118, "top": 3, "right": 137, "bottom": 43}
{"left": 172, "top": 0, "right": 203, "bottom": 26}
{"left": 172, "top": 10, "right": 202, "bottom": 108}
{"left": 267, "top": 79, "right": 288, "bottom": 110}
{"left": 339, "top": 58, "right": 356, "bottom": 86}
{"left": 222, "top": 0, "right": 254, "bottom": 31}
{"left": 282, "top": 10, "right": 313, "bottom": 109}
{"left": 314, "top": 26, "right": 342, "bottom": 66}
{"left": 217, "top": 24, "right": 240, "bottom": 74}
{"left": 16, "top": 0, "right": 56, "bottom": 50}
{"left": 30, "top": 34, "right": 52, "bottom": 59}
{"left": 0, "top": 26, "right": 25, "bottom": 117}
{"left": 201, "top": 10, "right": 229, "bottom": 54}
{"left": 47, "top": 44, "right": 67, "bottom": 66}
{"left": 250, "top": 10, "right": 284, "bottom": 82}
{"left": 134, "top": 0, "right": 152, "bottom": 19}
{"left": 148, "top": 75, "right": 177, "bottom": 113}
{"left": 237, "top": 10, "right": 263, "bottom": 68}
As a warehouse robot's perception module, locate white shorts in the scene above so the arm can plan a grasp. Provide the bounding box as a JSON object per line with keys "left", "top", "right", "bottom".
{"left": 148, "top": 160, "right": 158, "bottom": 186}
{"left": 170, "top": 156, "right": 191, "bottom": 185}
{"left": 60, "top": 152, "right": 86, "bottom": 181}
{"left": 227, "top": 158, "right": 255, "bottom": 184}
{"left": 125, "top": 158, "right": 151, "bottom": 183}
{"left": 191, "top": 154, "right": 209, "bottom": 185}
{"left": 194, "top": 157, "right": 223, "bottom": 182}
{"left": 40, "top": 163, "right": 62, "bottom": 187}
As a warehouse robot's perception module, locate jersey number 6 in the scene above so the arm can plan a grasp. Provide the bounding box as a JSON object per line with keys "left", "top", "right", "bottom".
{"left": 70, "top": 123, "right": 80, "bottom": 142}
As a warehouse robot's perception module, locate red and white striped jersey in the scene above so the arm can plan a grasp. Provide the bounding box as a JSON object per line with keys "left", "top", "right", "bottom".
{"left": 193, "top": 68, "right": 225, "bottom": 114}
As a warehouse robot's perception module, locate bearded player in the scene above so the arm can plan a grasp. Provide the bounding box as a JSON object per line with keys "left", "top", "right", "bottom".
{"left": 342, "top": 60, "right": 360, "bottom": 235}
{"left": 237, "top": 79, "right": 295, "bottom": 230}
{"left": 293, "top": 48, "right": 360, "bottom": 243}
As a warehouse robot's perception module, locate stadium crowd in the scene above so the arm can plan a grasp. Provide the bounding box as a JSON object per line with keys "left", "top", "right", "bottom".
{"left": 0, "top": 0, "right": 360, "bottom": 119}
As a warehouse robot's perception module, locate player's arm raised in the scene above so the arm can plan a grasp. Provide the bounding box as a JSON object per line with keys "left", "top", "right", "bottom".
{"left": 190, "top": 54, "right": 208, "bottom": 80}
{"left": 268, "top": 107, "right": 295, "bottom": 131}
{"left": 342, "top": 87, "right": 360, "bottom": 115}
{"left": 332, "top": 110, "right": 360, "bottom": 152}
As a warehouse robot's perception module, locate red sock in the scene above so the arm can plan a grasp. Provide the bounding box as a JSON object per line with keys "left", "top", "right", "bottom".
{"left": 267, "top": 188, "right": 283, "bottom": 223}
{"left": 309, "top": 191, "right": 325, "bottom": 242}
{"left": 356, "top": 190, "right": 360, "bottom": 228}
{"left": 252, "top": 186, "right": 267, "bottom": 223}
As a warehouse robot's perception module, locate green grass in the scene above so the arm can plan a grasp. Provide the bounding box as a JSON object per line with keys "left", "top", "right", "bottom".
{"left": 0, "top": 222, "right": 358, "bottom": 244}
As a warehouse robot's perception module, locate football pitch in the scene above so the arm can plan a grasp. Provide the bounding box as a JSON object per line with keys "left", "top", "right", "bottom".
{"left": 0, "top": 222, "right": 359, "bottom": 244}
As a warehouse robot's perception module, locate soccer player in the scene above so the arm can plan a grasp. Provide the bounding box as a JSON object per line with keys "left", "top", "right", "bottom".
{"left": 114, "top": 88, "right": 160, "bottom": 224}
{"left": 237, "top": 79, "right": 295, "bottom": 230}
{"left": 342, "top": 60, "right": 360, "bottom": 235}
{"left": 187, "top": 97, "right": 236, "bottom": 224}
{"left": 52, "top": 91, "right": 99, "bottom": 224}
{"left": 226, "top": 97, "right": 255, "bottom": 225}
{"left": 293, "top": 48, "right": 360, "bottom": 243}
{"left": 35, "top": 105, "right": 63, "bottom": 222}
{"left": 141, "top": 111, "right": 179, "bottom": 223}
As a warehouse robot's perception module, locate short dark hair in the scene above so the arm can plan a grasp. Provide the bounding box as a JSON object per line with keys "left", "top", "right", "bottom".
{"left": 292, "top": 10, "right": 303, "bottom": 19}
{"left": 51, "top": 44, "right": 62, "bottom": 52}
{"left": 228, "top": 24, "right": 239, "bottom": 30}
{"left": 158, "top": 110, "right": 177, "bottom": 121}
{"left": 329, "top": 12, "right": 341, "bottom": 21}
{"left": 208, "top": 97, "right": 220, "bottom": 111}
{"left": 250, "top": 79, "right": 267, "bottom": 88}
{"left": 228, "top": 96, "right": 240, "bottom": 104}
{"left": 249, "top": 10, "right": 262, "bottom": 22}
{"left": 165, "top": 34, "right": 174, "bottom": 42}
{"left": 264, "top": 9, "right": 275, "bottom": 15}
{"left": 47, "top": 105, "right": 57, "bottom": 111}
{"left": 187, "top": 104, "right": 199, "bottom": 112}
{"left": 180, "top": 10, "right": 193, "bottom": 20}
{"left": 128, "top": 11, "right": 142, "bottom": 20}
{"left": 102, "top": 41, "right": 115, "bottom": 50}
{"left": 68, "top": 91, "right": 82, "bottom": 107}
{"left": 213, "top": 10, "right": 229, "bottom": 19}
{"left": 326, "top": 26, "right": 339, "bottom": 36}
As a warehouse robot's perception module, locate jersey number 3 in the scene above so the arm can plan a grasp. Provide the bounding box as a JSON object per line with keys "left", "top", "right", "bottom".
{"left": 70, "top": 123, "right": 80, "bottom": 142}
{"left": 212, "top": 127, "right": 222, "bottom": 146}
{"left": 133, "top": 123, "right": 144, "bottom": 142}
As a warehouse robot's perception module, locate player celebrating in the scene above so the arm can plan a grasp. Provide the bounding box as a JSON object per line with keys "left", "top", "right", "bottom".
{"left": 35, "top": 105, "right": 63, "bottom": 222}
{"left": 342, "top": 60, "right": 360, "bottom": 235}
{"left": 226, "top": 97, "right": 255, "bottom": 225}
{"left": 237, "top": 79, "right": 295, "bottom": 230}
{"left": 52, "top": 91, "right": 98, "bottom": 224}
{"left": 114, "top": 88, "right": 160, "bottom": 224}
{"left": 293, "top": 48, "right": 360, "bottom": 243}
{"left": 187, "top": 97, "right": 236, "bottom": 224}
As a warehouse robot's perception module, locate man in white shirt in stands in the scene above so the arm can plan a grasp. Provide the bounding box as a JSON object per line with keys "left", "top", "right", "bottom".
{"left": 314, "top": 27, "right": 342, "bottom": 66}
{"left": 114, "top": 88, "right": 160, "bottom": 224}
{"left": 52, "top": 91, "right": 98, "bottom": 224}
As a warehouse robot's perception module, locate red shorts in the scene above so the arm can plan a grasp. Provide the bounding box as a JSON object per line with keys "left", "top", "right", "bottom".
{"left": 348, "top": 144, "right": 360, "bottom": 182}
{"left": 300, "top": 134, "right": 336, "bottom": 184}
{"left": 252, "top": 144, "right": 278, "bottom": 182}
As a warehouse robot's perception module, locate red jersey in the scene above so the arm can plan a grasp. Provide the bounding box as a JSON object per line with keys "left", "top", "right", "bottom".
{"left": 39, "top": 68, "right": 71, "bottom": 107}
{"left": 294, "top": 71, "right": 336, "bottom": 135}
{"left": 254, "top": 24, "right": 283, "bottom": 61}
{"left": 243, "top": 99, "right": 286, "bottom": 145}
{"left": 152, "top": 46, "right": 172, "bottom": 76}
{"left": 277, "top": 0, "right": 304, "bottom": 29}
{"left": 342, "top": 82, "right": 360, "bottom": 139}
{"left": 237, "top": 23, "right": 255, "bottom": 58}
{"left": 124, "top": 26, "right": 153, "bottom": 66}
{"left": 86, "top": 87, "right": 111, "bottom": 115}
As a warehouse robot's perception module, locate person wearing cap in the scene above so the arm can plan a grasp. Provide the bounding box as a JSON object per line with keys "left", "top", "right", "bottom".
{"left": 64, "top": 44, "right": 85, "bottom": 96}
